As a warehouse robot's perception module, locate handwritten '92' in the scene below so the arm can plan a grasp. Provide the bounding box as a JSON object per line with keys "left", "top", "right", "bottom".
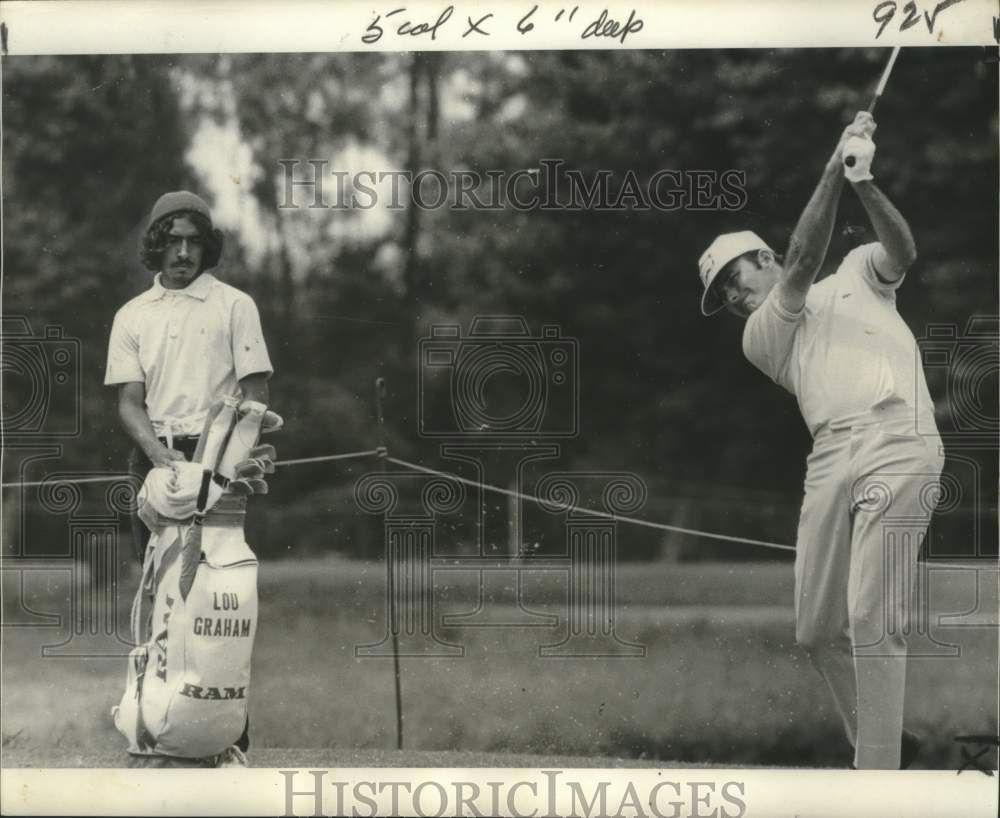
{"left": 363, "top": 6, "right": 455, "bottom": 43}
{"left": 872, "top": 0, "right": 967, "bottom": 39}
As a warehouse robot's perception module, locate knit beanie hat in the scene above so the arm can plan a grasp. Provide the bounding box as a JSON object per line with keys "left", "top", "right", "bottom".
{"left": 147, "top": 191, "right": 213, "bottom": 230}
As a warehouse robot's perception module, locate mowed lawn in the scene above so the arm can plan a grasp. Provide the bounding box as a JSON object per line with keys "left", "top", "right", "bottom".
{"left": 2, "top": 558, "right": 996, "bottom": 769}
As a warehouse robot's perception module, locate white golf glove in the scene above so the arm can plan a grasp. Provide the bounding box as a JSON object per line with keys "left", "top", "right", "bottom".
{"left": 843, "top": 135, "right": 875, "bottom": 183}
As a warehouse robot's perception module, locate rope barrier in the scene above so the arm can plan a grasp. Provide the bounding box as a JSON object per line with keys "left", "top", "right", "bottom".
{"left": 273, "top": 450, "right": 380, "bottom": 467}
{"left": 5, "top": 447, "right": 997, "bottom": 561}
{"left": 0, "top": 474, "right": 140, "bottom": 489}
{"left": 386, "top": 456, "right": 797, "bottom": 554}
{"left": 0, "top": 449, "right": 379, "bottom": 487}
{"left": 2, "top": 447, "right": 798, "bottom": 553}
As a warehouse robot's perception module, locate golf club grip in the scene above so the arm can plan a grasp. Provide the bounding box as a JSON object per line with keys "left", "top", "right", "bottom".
{"left": 844, "top": 94, "right": 880, "bottom": 168}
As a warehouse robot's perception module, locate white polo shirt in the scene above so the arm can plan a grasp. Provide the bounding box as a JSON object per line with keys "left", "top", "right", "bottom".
{"left": 742, "top": 242, "right": 937, "bottom": 437}
{"left": 105, "top": 272, "right": 273, "bottom": 438}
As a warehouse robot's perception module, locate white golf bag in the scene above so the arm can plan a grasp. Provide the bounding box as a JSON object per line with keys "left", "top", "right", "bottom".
{"left": 113, "top": 397, "right": 276, "bottom": 759}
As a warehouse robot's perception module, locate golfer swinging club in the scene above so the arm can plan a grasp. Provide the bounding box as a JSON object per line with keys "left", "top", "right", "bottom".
{"left": 698, "top": 111, "right": 944, "bottom": 770}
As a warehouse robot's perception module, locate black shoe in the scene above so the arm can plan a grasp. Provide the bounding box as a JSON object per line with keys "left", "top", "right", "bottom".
{"left": 127, "top": 753, "right": 216, "bottom": 768}
{"left": 900, "top": 729, "right": 922, "bottom": 769}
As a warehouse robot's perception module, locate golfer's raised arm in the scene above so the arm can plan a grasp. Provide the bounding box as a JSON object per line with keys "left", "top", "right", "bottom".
{"left": 776, "top": 118, "right": 872, "bottom": 313}
{"left": 778, "top": 163, "right": 843, "bottom": 313}
{"left": 850, "top": 181, "right": 917, "bottom": 283}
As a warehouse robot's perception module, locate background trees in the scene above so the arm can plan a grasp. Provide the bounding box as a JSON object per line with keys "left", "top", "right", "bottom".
{"left": 4, "top": 48, "right": 996, "bottom": 560}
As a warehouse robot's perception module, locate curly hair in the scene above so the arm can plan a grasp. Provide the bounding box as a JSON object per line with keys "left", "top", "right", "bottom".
{"left": 140, "top": 210, "right": 223, "bottom": 272}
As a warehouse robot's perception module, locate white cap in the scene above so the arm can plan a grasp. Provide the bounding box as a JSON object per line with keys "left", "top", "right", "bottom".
{"left": 698, "top": 231, "right": 773, "bottom": 315}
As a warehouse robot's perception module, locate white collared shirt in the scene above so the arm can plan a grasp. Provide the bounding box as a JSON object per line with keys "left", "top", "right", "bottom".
{"left": 105, "top": 272, "right": 273, "bottom": 437}
{"left": 742, "top": 243, "right": 937, "bottom": 436}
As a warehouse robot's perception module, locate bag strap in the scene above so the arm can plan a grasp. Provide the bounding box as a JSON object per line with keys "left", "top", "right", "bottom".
{"left": 131, "top": 527, "right": 186, "bottom": 646}
{"left": 129, "top": 546, "right": 157, "bottom": 647}
{"left": 128, "top": 525, "right": 187, "bottom": 755}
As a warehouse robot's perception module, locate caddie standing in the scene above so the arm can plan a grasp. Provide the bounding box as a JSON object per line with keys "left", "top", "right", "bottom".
{"left": 698, "top": 112, "right": 943, "bottom": 769}
{"left": 105, "top": 191, "right": 274, "bottom": 766}
{"left": 106, "top": 191, "right": 273, "bottom": 552}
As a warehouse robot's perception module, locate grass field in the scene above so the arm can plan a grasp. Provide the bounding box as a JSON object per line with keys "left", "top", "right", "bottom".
{"left": 2, "top": 558, "right": 996, "bottom": 769}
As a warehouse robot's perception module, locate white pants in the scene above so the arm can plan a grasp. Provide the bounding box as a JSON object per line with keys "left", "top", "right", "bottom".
{"left": 795, "top": 408, "right": 944, "bottom": 769}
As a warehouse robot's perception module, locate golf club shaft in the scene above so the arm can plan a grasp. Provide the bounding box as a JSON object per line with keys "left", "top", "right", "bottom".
{"left": 845, "top": 47, "right": 901, "bottom": 167}
{"left": 867, "top": 46, "right": 901, "bottom": 114}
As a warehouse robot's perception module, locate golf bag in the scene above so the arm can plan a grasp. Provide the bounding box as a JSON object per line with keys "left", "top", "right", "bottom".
{"left": 113, "top": 397, "right": 276, "bottom": 759}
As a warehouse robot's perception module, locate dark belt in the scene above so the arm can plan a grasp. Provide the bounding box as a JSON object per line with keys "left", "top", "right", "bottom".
{"left": 157, "top": 436, "right": 200, "bottom": 460}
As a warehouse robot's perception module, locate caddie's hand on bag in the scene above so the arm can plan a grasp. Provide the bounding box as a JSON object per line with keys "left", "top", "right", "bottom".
{"left": 113, "top": 396, "right": 280, "bottom": 764}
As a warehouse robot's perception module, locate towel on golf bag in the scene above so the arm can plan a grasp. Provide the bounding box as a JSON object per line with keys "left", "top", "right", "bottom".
{"left": 113, "top": 397, "right": 276, "bottom": 759}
